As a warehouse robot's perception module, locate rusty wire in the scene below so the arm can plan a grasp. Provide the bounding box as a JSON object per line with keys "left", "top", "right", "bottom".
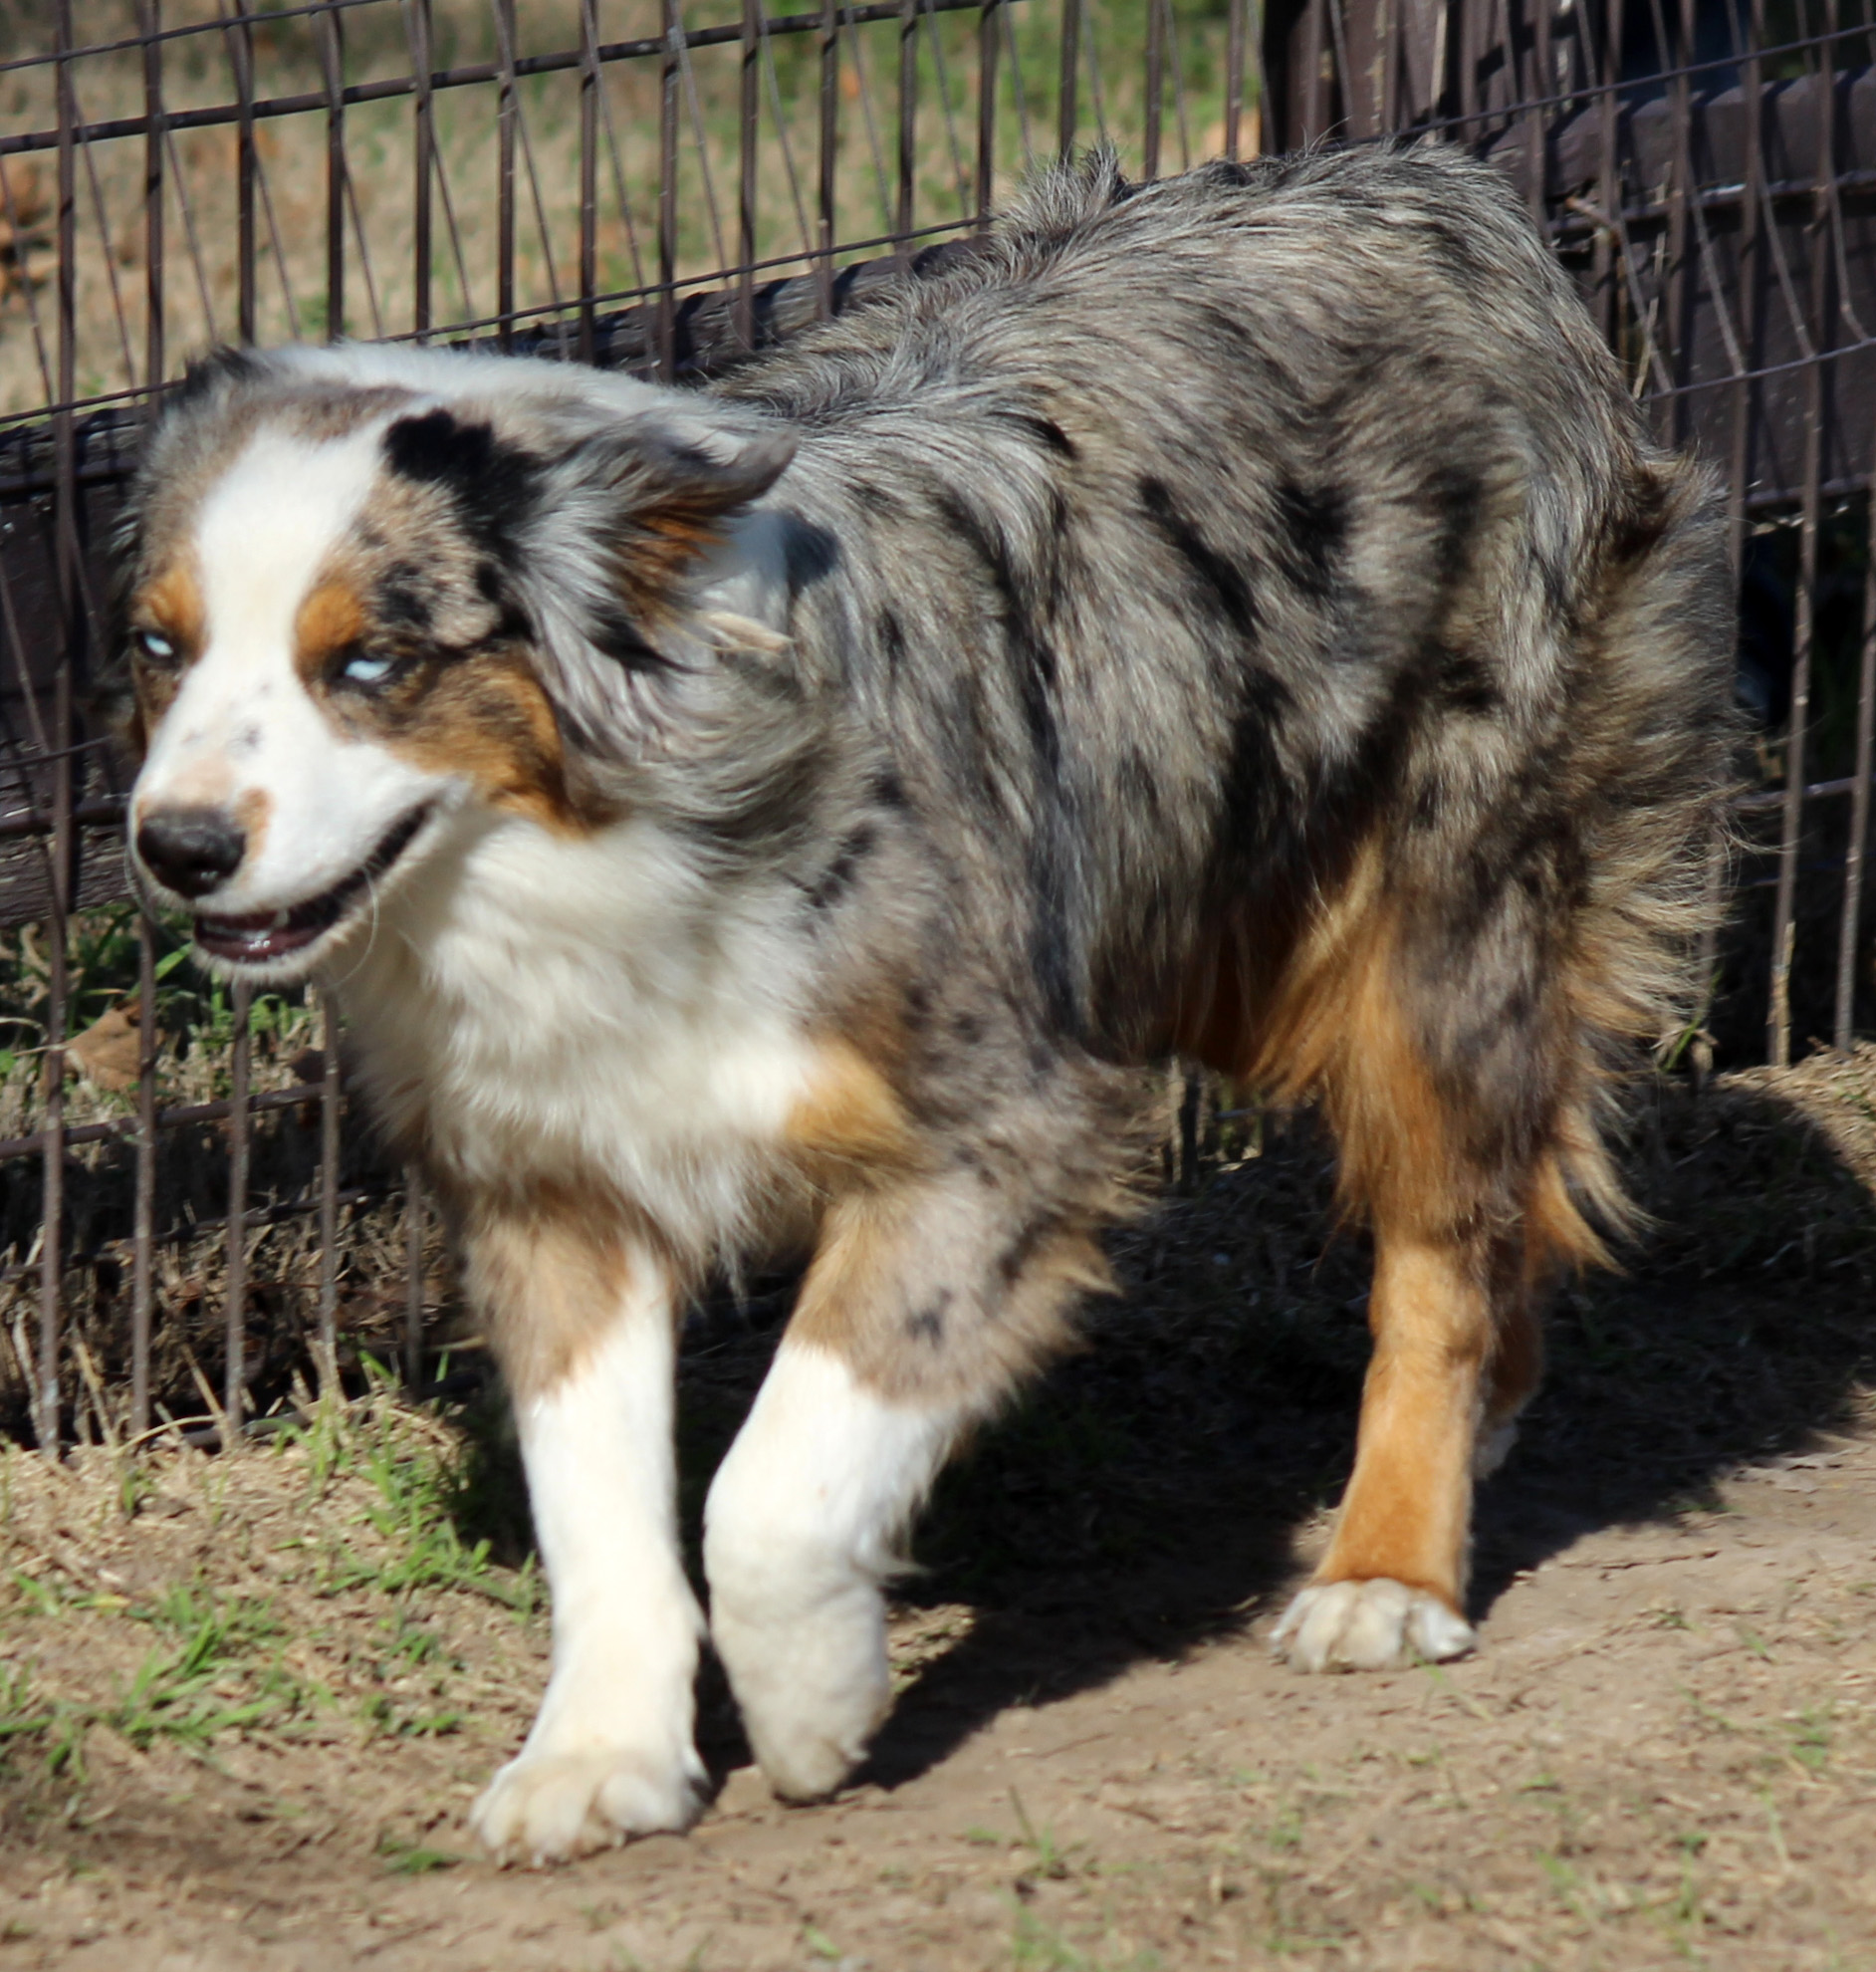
{"left": 0, "top": 0, "right": 1870, "bottom": 1448}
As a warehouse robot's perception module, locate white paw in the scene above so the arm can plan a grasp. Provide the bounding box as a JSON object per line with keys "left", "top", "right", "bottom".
{"left": 1270, "top": 1578, "right": 1477, "bottom": 1672}
{"left": 711, "top": 1582, "right": 892, "bottom": 1803}
{"left": 470, "top": 1742, "right": 705, "bottom": 1865}
{"left": 704, "top": 1344, "right": 958, "bottom": 1805}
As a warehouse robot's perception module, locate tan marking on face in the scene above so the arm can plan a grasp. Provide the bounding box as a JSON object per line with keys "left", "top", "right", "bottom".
{"left": 377, "top": 654, "right": 589, "bottom": 834}
{"left": 140, "top": 560, "right": 207, "bottom": 648}
{"left": 128, "top": 558, "right": 208, "bottom": 726}
{"left": 232, "top": 784, "right": 272, "bottom": 870}
{"left": 464, "top": 1181, "right": 677, "bottom": 1400}
{"left": 293, "top": 579, "right": 369, "bottom": 685}
{"left": 149, "top": 756, "right": 238, "bottom": 814}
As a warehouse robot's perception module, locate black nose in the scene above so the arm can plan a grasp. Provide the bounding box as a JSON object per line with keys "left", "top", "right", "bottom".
{"left": 136, "top": 806, "right": 248, "bottom": 899}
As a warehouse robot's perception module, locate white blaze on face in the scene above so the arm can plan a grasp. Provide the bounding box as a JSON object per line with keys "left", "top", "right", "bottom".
{"left": 131, "top": 422, "right": 448, "bottom": 923}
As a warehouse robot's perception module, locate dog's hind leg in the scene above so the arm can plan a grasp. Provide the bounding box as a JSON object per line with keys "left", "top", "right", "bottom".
{"left": 705, "top": 1172, "right": 1105, "bottom": 1802}
{"left": 1264, "top": 884, "right": 1577, "bottom": 1674}
{"left": 464, "top": 1210, "right": 706, "bottom": 1863}
{"left": 1271, "top": 1219, "right": 1515, "bottom": 1670}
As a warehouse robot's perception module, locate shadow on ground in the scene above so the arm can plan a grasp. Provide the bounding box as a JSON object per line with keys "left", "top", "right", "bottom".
{"left": 611, "top": 1056, "right": 1876, "bottom": 1792}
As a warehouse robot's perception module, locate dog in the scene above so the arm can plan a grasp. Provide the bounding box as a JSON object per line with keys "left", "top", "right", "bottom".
{"left": 111, "top": 142, "right": 1736, "bottom": 1864}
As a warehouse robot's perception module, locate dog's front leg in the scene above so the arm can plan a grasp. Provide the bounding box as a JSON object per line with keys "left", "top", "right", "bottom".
{"left": 705, "top": 1179, "right": 1091, "bottom": 1803}
{"left": 465, "top": 1216, "right": 705, "bottom": 1863}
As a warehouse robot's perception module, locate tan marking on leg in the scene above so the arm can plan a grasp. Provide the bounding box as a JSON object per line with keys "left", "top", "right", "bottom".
{"left": 464, "top": 1187, "right": 673, "bottom": 1401}
{"left": 783, "top": 1040, "right": 918, "bottom": 1181}
{"left": 1316, "top": 1230, "right": 1490, "bottom": 1607}
{"left": 1236, "top": 867, "right": 1501, "bottom": 1610}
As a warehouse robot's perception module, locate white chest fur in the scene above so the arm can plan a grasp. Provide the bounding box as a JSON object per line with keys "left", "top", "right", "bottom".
{"left": 334, "top": 810, "right": 821, "bottom": 1253}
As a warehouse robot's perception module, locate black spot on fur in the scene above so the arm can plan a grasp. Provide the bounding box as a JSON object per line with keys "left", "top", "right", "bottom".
{"left": 906, "top": 1289, "right": 952, "bottom": 1345}
{"left": 1015, "top": 636, "right": 1060, "bottom": 775}
{"left": 1274, "top": 479, "right": 1348, "bottom": 601}
{"left": 870, "top": 766, "right": 908, "bottom": 810}
{"left": 168, "top": 345, "right": 260, "bottom": 411}
{"left": 851, "top": 478, "right": 908, "bottom": 520}
{"left": 586, "top": 607, "right": 671, "bottom": 673}
{"left": 384, "top": 408, "right": 540, "bottom": 564}
{"left": 1138, "top": 477, "right": 1260, "bottom": 641}
{"left": 1424, "top": 461, "right": 1488, "bottom": 593}
{"left": 934, "top": 487, "right": 1064, "bottom": 778}
{"left": 1437, "top": 643, "right": 1501, "bottom": 716}
{"left": 804, "top": 824, "right": 876, "bottom": 911}
{"left": 375, "top": 564, "right": 435, "bottom": 636}
{"left": 1005, "top": 410, "right": 1078, "bottom": 460}
{"left": 782, "top": 517, "right": 841, "bottom": 595}
{"left": 1211, "top": 664, "right": 1297, "bottom": 874}
{"left": 878, "top": 608, "right": 907, "bottom": 684}
{"left": 1604, "top": 475, "right": 1673, "bottom": 566}
{"left": 996, "top": 1219, "right": 1050, "bottom": 1284}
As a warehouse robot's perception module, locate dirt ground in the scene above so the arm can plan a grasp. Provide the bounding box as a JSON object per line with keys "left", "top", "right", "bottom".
{"left": 9, "top": 1054, "right": 1876, "bottom": 1970}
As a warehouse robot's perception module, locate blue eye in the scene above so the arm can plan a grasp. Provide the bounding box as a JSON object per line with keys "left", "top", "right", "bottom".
{"left": 341, "top": 650, "right": 395, "bottom": 685}
{"left": 137, "top": 628, "right": 175, "bottom": 662}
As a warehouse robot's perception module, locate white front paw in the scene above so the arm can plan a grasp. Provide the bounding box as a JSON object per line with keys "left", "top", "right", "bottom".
{"left": 471, "top": 1741, "right": 705, "bottom": 1865}
{"left": 1270, "top": 1578, "right": 1477, "bottom": 1672}
{"left": 711, "top": 1583, "right": 892, "bottom": 1803}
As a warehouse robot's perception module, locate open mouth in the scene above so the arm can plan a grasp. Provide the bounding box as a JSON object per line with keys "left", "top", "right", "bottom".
{"left": 193, "top": 804, "right": 433, "bottom": 965}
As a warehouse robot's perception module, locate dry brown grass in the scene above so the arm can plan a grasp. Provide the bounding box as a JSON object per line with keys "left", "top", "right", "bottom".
{"left": 0, "top": 0, "right": 1245, "bottom": 422}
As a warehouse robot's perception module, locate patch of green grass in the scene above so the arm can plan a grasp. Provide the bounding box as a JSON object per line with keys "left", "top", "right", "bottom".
{"left": 1785, "top": 1704, "right": 1832, "bottom": 1772}
{"left": 0, "top": 1663, "right": 54, "bottom": 1768}
{"left": 375, "top": 1830, "right": 463, "bottom": 1875}
{"left": 1537, "top": 1850, "right": 1594, "bottom": 1926}
{"left": 1011, "top": 1910, "right": 1161, "bottom": 1972}
{"left": 318, "top": 1409, "right": 538, "bottom": 1613}
{"left": 2, "top": 1577, "right": 334, "bottom": 1786}
{"left": 1009, "top": 1788, "right": 1076, "bottom": 1882}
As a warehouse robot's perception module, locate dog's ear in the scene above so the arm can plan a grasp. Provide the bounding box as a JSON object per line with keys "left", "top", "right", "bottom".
{"left": 527, "top": 397, "right": 797, "bottom": 538}
{"left": 614, "top": 401, "right": 799, "bottom": 519}
{"left": 500, "top": 398, "right": 799, "bottom": 758}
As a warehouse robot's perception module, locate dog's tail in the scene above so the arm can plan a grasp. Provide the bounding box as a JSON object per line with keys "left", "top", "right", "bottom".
{"left": 1530, "top": 452, "right": 1742, "bottom": 1269}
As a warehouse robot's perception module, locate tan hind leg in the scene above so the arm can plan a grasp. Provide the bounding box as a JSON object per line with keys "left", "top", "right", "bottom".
{"left": 1271, "top": 1219, "right": 1502, "bottom": 1670}
{"left": 1258, "top": 882, "right": 1570, "bottom": 1673}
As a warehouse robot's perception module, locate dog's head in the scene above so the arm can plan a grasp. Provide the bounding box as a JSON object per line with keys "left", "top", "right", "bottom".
{"left": 113, "top": 342, "right": 796, "bottom": 980}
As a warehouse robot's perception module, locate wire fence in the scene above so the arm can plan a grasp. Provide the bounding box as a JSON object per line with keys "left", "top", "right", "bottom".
{"left": 0, "top": 0, "right": 1866, "bottom": 1450}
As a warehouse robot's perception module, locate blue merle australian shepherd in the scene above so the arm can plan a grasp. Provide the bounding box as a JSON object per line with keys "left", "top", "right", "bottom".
{"left": 112, "top": 143, "right": 1736, "bottom": 1862}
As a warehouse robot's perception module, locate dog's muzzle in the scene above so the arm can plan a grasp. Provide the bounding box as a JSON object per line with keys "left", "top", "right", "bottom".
{"left": 186, "top": 802, "right": 434, "bottom": 966}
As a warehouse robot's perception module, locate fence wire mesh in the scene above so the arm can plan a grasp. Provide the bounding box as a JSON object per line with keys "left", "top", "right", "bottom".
{"left": 0, "top": 0, "right": 1862, "bottom": 1448}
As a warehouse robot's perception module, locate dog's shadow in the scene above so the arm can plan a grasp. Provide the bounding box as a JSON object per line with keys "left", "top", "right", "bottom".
{"left": 455, "top": 1066, "right": 1876, "bottom": 1796}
